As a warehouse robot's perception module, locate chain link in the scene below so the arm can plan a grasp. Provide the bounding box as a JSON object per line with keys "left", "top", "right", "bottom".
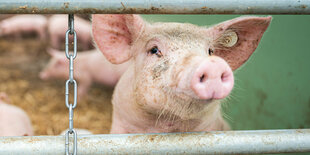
{"left": 68, "top": 14, "right": 74, "bottom": 35}
{"left": 65, "top": 30, "right": 77, "bottom": 59}
{"left": 65, "top": 79, "right": 77, "bottom": 108}
{"left": 65, "top": 14, "right": 78, "bottom": 155}
{"left": 65, "top": 129, "right": 77, "bottom": 155}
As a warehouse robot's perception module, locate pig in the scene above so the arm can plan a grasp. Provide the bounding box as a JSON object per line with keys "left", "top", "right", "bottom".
{"left": 92, "top": 15, "right": 271, "bottom": 134}
{"left": 0, "top": 92, "right": 34, "bottom": 136}
{"left": 48, "top": 15, "right": 93, "bottom": 50}
{"left": 39, "top": 48, "right": 129, "bottom": 100}
{"left": 0, "top": 15, "right": 47, "bottom": 39}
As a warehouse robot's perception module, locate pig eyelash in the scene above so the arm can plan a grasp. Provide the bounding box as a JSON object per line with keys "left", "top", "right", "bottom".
{"left": 148, "top": 46, "right": 163, "bottom": 58}
{"left": 208, "top": 48, "right": 214, "bottom": 56}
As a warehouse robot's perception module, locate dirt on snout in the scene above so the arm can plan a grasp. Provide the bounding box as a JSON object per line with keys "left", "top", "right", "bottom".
{"left": 0, "top": 37, "right": 113, "bottom": 135}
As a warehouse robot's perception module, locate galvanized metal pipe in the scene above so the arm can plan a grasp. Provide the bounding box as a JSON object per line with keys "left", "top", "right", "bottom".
{"left": 0, "top": 129, "right": 309, "bottom": 154}
{"left": 0, "top": 0, "right": 309, "bottom": 14}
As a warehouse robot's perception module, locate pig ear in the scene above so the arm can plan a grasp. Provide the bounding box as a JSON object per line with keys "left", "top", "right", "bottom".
{"left": 92, "top": 14, "right": 145, "bottom": 64}
{"left": 208, "top": 16, "right": 271, "bottom": 70}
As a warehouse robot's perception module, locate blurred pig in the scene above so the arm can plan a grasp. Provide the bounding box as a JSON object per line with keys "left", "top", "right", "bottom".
{"left": 0, "top": 92, "right": 34, "bottom": 136}
{"left": 39, "top": 48, "right": 129, "bottom": 99}
{"left": 92, "top": 15, "right": 271, "bottom": 133}
{"left": 0, "top": 15, "right": 47, "bottom": 39}
{"left": 48, "top": 15, "right": 93, "bottom": 50}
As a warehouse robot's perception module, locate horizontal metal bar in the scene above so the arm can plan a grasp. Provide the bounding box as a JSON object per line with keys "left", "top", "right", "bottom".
{"left": 0, "top": 129, "right": 309, "bottom": 154}
{"left": 0, "top": 0, "right": 309, "bottom": 14}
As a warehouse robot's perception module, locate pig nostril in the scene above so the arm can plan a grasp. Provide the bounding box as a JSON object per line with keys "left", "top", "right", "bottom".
{"left": 221, "top": 73, "right": 224, "bottom": 81}
{"left": 200, "top": 74, "right": 206, "bottom": 83}
{"left": 221, "top": 72, "right": 229, "bottom": 82}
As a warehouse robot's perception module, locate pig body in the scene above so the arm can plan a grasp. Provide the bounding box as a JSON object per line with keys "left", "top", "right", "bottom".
{"left": 0, "top": 92, "right": 33, "bottom": 136}
{"left": 0, "top": 15, "right": 47, "bottom": 39}
{"left": 39, "top": 48, "right": 129, "bottom": 99}
{"left": 48, "top": 15, "right": 93, "bottom": 50}
{"left": 92, "top": 15, "right": 271, "bottom": 134}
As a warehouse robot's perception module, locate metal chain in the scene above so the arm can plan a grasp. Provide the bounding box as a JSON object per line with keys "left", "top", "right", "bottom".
{"left": 65, "top": 14, "right": 78, "bottom": 155}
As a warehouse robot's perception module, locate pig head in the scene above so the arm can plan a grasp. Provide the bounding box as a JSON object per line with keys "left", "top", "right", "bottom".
{"left": 92, "top": 15, "right": 271, "bottom": 133}
{"left": 39, "top": 49, "right": 68, "bottom": 81}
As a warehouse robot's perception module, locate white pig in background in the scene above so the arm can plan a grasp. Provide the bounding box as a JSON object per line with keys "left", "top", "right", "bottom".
{"left": 92, "top": 15, "right": 271, "bottom": 133}
{"left": 39, "top": 48, "right": 129, "bottom": 100}
{"left": 0, "top": 92, "right": 34, "bottom": 136}
{"left": 48, "top": 15, "right": 93, "bottom": 50}
{"left": 0, "top": 15, "right": 47, "bottom": 39}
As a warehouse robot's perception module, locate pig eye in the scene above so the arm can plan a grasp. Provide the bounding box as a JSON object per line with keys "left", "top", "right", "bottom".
{"left": 148, "top": 46, "right": 163, "bottom": 57}
{"left": 208, "top": 48, "right": 214, "bottom": 56}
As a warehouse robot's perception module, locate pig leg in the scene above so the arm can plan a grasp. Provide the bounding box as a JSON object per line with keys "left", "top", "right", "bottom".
{"left": 77, "top": 77, "right": 91, "bottom": 100}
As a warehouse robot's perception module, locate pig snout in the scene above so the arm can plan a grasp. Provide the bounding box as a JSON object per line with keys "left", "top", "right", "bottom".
{"left": 190, "top": 56, "right": 234, "bottom": 100}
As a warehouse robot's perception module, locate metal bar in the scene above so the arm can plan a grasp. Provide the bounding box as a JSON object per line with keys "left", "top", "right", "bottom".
{"left": 0, "top": 0, "right": 309, "bottom": 14}
{"left": 0, "top": 129, "right": 309, "bottom": 154}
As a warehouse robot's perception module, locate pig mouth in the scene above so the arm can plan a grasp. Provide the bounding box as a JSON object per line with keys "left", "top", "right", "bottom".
{"left": 168, "top": 91, "right": 217, "bottom": 111}
{"left": 169, "top": 88, "right": 216, "bottom": 104}
{"left": 203, "top": 98, "right": 214, "bottom": 103}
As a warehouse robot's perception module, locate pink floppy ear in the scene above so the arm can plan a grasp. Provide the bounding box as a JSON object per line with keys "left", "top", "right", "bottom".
{"left": 92, "top": 14, "right": 145, "bottom": 64}
{"left": 208, "top": 16, "right": 272, "bottom": 70}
